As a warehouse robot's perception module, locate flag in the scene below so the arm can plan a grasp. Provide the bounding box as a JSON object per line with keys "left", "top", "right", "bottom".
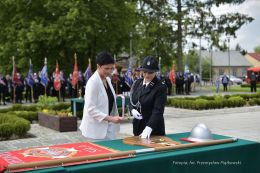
{"left": 0, "top": 76, "right": 6, "bottom": 86}
{"left": 157, "top": 57, "right": 162, "bottom": 79}
{"left": 112, "top": 66, "right": 120, "bottom": 83}
{"left": 84, "top": 58, "right": 92, "bottom": 84}
{"left": 54, "top": 61, "right": 61, "bottom": 91}
{"left": 27, "top": 61, "right": 34, "bottom": 87}
{"left": 12, "top": 57, "right": 20, "bottom": 86}
{"left": 71, "top": 53, "right": 79, "bottom": 88}
{"left": 40, "top": 58, "right": 48, "bottom": 87}
{"left": 124, "top": 66, "right": 133, "bottom": 87}
{"left": 169, "top": 65, "right": 175, "bottom": 84}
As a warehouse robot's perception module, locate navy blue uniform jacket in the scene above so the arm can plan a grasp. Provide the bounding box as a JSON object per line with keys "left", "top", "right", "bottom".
{"left": 129, "top": 77, "right": 167, "bottom": 136}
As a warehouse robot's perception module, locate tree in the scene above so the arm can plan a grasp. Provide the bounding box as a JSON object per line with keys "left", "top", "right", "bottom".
{"left": 170, "top": 0, "right": 253, "bottom": 73}
{"left": 0, "top": 0, "right": 137, "bottom": 75}
{"left": 134, "top": 0, "right": 176, "bottom": 70}
{"left": 254, "top": 46, "right": 260, "bottom": 53}
{"left": 235, "top": 43, "right": 247, "bottom": 55}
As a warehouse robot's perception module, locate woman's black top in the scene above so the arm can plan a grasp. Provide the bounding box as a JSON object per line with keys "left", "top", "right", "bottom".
{"left": 104, "top": 81, "right": 114, "bottom": 114}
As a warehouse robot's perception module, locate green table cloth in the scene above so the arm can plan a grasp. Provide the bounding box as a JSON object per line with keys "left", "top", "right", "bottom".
{"left": 25, "top": 132, "right": 260, "bottom": 173}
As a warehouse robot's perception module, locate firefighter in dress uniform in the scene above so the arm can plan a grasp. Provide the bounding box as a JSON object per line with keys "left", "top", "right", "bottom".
{"left": 129, "top": 56, "right": 167, "bottom": 139}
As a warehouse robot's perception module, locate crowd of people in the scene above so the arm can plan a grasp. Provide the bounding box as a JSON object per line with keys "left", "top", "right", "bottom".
{"left": 0, "top": 71, "right": 86, "bottom": 105}
{"left": 0, "top": 66, "right": 203, "bottom": 106}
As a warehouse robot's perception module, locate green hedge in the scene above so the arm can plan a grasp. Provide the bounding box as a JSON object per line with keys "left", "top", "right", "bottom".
{"left": 0, "top": 107, "right": 13, "bottom": 113}
{"left": 48, "top": 102, "right": 71, "bottom": 111}
{"left": 241, "top": 84, "right": 260, "bottom": 88}
{"left": 167, "top": 94, "right": 256, "bottom": 110}
{"left": 8, "top": 111, "right": 38, "bottom": 122}
{"left": 0, "top": 114, "right": 30, "bottom": 139}
{"left": 0, "top": 123, "right": 14, "bottom": 139}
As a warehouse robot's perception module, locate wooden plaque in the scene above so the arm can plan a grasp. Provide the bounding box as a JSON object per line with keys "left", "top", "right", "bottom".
{"left": 123, "top": 136, "right": 181, "bottom": 148}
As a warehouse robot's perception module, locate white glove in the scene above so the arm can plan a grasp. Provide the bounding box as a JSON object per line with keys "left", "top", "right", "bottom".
{"left": 140, "top": 126, "right": 152, "bottom": 139}
{"left": 131, "top": 109, "right": 143, "bottom": 120}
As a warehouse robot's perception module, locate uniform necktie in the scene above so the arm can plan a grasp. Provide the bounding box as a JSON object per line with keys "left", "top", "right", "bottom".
{"left": 142, "top": 84, "right": 146, "bottom": 92}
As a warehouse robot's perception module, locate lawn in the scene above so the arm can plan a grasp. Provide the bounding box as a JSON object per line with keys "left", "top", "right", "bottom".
{"left": 204, "top": 85, "right": 254, "bottom": 93}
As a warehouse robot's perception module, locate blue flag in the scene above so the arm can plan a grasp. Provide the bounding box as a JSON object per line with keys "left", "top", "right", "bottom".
{"left": 40, "top": 64, "right": 48, "bottom": 87}
{"left": 124, "top": 66, "right": 133, "bottom": 87}
{"left": 27, "top": 63, "right": 34, "bottom": 87}
{"left": 84, "top": 66, "right": 92, "bottom": 84}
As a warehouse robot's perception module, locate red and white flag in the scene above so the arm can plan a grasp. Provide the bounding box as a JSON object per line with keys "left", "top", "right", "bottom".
{"left": 12, "top": 57, "right": 20, "bottom": 85}
{"left": 71, "top": 53, "right": 79, "bottom": 88}
{"left": 54, "top": 61, "right": 61, "bottom": 91}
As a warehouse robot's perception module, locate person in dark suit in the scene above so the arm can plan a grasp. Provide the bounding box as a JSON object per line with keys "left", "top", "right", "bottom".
{"left": 0, "top": 74, "right": 7, "bottom": 105}
{"left": 129, "top": 56, "right": 167, "bottom": 139}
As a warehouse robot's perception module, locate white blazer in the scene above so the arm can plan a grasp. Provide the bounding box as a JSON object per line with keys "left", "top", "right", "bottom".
{"left": 79, "top": 71, "right": 119, "bottom": 139}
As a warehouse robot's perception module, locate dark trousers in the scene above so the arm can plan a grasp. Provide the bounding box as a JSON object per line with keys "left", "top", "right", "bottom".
{"left": 0, "top": 88, "right": 6, "bottom": 104}
{"left": 223, "top": 83, "right": 228, "bottom": 92}
{"left": 251, "top": 81, "right": 257, "bottom": 92}
{"left": 25, "top": 87, "right": 32, "bottom": 102}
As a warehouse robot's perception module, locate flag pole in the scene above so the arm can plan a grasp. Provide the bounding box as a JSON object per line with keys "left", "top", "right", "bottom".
{"left": 30, "top": 59, "right": 35, "bottom": 103}
{"left": 74, "top": 53, "right": 79, "bottom": 98}
{"left": 44, "top": 57, "right": 47, "bottom": 96}
{"left": 57, "top": 60, "right": 61, "bottom": 102}
{"left": 113, "top": 55, "right": 118, "bottom": 94}
{"left": 12, "top": 56, "right": 16, "bottom": 104}
{"left": 172, "top": 61, "right": 176, "bottom": 96}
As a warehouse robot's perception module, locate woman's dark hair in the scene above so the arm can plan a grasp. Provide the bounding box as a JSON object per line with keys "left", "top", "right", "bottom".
{"left": 96, "top": 51, "right": 115, "bottom": 66}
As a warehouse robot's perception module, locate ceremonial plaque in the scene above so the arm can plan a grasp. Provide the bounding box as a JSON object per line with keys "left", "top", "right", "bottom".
{"left": 123, "top": 136, "right": 181, "bottom": 148}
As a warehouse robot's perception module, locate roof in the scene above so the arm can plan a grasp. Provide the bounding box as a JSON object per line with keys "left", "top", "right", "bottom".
{"left": 247, "top": 67, "right": 260, "bottom": 72}
{"left": 200, "top": 50, "right": 251, "bottom": 67}
{"left": 247, "top": 53, "right": 260, "bottom": 61}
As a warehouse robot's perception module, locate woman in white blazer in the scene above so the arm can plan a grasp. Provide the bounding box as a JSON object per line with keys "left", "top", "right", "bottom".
{"left": 79, "top": 52, "right": 123, "bottom": 140}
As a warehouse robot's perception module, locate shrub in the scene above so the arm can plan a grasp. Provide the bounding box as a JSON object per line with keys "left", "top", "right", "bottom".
{"left": 37, "top": 95, "right": 58, "bottom": 109}
{"left": 227, "top": 96, "right": 246, "bottom": 107}
{"left": 11, "top": 104, "right": 23, "bottom": 111}
{"left": 50, "top": 102, "right": 71, "bottom": 111}
{"left": 248, "top": 99, "right": 256, "bottom": 106}
{"left": 22, "top": 105, "right": 38, "bottom": 112}
{"left": 0, "top": 114, "right": 31, "bottom": 139}
{"left": 10, "top": 111, "right": 38, "bottom": 122}
{"left": 0, "top": 108, "right": 13, "bottom": 113}
{"left": 194, "top": 99, "right": 208, "bottom": 110}
{"left": 166, "top": 94, "right": 254, "bottom": 110}
{"left": 0, "top": 114, "right": 12, "bottom": 124}
{"left": 0, "top": 123, "right": 14, "bottom": 139}
{"left": 13, "top": 119, "right": 30, "bottom": 137}
{"left": 252, "top": 98, "right": 260, "bottom": 105}
{"left": 11, "top": 104, "right": 39, "bottom": 111}
{"left": 198, "top": 95, "right": 215, "bottom": 100}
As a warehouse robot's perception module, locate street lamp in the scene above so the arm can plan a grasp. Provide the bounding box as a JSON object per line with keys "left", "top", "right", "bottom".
{"left": 227, "top": 37, "right": 231, "bottom": 88}
{"left": 198, "top": 31, "right": 202, "bottom": 85}
{"left": 208, "top": 40, "right": 213, "bottom": 84}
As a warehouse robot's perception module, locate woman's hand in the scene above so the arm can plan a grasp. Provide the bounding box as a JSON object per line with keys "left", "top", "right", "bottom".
{"left": 104, "top": 116, "right": 124, "bottom": 123}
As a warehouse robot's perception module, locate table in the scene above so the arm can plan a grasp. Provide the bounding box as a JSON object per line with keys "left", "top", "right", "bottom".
{"left": 25, "top": 132, "right": 260, "bottom": 173}
{"left": 70, "top": 96, "right": 130, "bottom": 117}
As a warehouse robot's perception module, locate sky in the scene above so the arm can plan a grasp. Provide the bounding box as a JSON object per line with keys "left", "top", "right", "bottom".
{"left": 188, "top": 0, "right": 260, "bottom": 53}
